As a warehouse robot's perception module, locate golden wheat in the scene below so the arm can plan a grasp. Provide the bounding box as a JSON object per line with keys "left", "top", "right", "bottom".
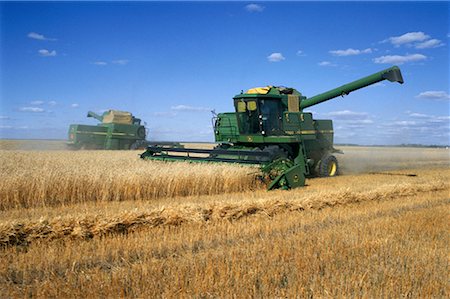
{"left": 0, "top": 150, "right": 262, "bottom": 210}
{"left": 1, "top": 165, "right": 448, "bottom": 247}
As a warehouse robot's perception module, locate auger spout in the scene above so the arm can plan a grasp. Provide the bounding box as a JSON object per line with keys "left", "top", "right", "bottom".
{"left": 87, "top": 111, "right": 103, "bottom": 122}
{"left": 300, "top": 66, "right": 404, "bottom": 110}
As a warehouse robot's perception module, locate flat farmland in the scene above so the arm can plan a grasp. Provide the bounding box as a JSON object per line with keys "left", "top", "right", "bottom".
{"left": 0, "top": 140, "right": 449, "bottom": 297}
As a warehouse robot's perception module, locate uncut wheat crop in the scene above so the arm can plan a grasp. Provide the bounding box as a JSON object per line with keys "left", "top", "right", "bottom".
{"left": 0, "top": 150, "right": 262, "bottom": 210}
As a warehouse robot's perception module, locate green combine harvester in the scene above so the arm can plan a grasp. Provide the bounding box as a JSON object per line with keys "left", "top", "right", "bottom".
{"left": 141, "top": 66, "right": 404, "bottom": 189}
{"left": 68, "top": 110, "right": 147, "bottom": 150}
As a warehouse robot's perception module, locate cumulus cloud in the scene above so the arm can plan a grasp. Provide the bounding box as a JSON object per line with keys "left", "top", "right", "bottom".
{"left": 407, "top": 112, "right": 430, "bottom": 118}
{"left": 415, "top": 91, "right": 450, "bottom": 100}
{"left": 38, "top": 49, "right": 56, "bottom": 57}
{"left": 415, "top": 39, "right": 445, "bottom": 49}
{"left": 30, "top": 100, "right": 44, "bottom": 105}
{"left": 326, "top": 110, "right": 369, "bottom": 120}
{"left": 267, "top": 52, "right": 285, "bottom": 62}
{"left": 71, "top": 103, "right": 80, "bottom": 108}
{"left": 383, "top": 31, "right": 444, "bottom": 49}
{"left": 48, "top": 101, "right": 57, "bottom": 106}
{"left": 19, "top": 107, "right": 45, "bottom": 113}
{"left": 296, "top": 50, "right": 305, "bottom": 56}
{"left": 328, "top": 111, "right": 374, "bottom": 131}
{"left": 27, "top": 32, "right": 56, "bottom": 41}
{"left": 373, "top": 54, "right": 426, "bottom": 64}
{"left": 112, "top": 59, "right": 129, "bottom": 65}
{"left": 171, "top": 105, "right": 210, "bottom": 112}
{"left": 394, "top": 120, "right": 417, "bottom": 126}
{"left": 384, "top": 32, "right": 430, "bottom": 47}
{"left": 245, "top": 3, "right": 264, "bottom": 12}
{"left": 93, "top": 61, "right": 107, "bottom": 66}
{"left": 329, "top": 48, "right": 372, "bottom": 56}
{"left": 318, "top": 61, "right": 337, "bottom": 67}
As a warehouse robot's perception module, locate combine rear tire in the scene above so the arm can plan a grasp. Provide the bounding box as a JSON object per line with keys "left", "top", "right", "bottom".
{"left": 318, "top": 154, "right": 339, "bottom": 177}
{"left": 137, "top": 127, "right": 146, "bottom": 139}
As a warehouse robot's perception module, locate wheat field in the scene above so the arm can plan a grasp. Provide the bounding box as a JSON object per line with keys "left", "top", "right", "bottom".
{"left": 0, "top": 150, "right": 262, "bottom": 210}
{"left": 0, "top": 141, "right": 449, "bottom": 297}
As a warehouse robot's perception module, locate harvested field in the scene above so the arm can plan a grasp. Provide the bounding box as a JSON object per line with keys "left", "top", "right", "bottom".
{"left": 0, "top": 140, "right": 449, "bottom": 297}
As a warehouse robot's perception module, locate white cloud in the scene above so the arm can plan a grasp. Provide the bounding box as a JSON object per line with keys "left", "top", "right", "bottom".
{"left": 383, "top": 32, "right": 444, "bottom": 49}
{"left": 326, "top": 110, "right": 369, "bottom": 120}
{"left": 373, "top": 54, "right": 426, "bottom": 64}
{"left": 71, "top": 103, "right": 79, "bottom": 108}
{"left": 93, "top": 61, "right": 107, "bottom": 66}
{"left": 48, "top": 101, "right": 57, "bottom": 106}
{"left": 385, "top": 32, "right": 430, "bottom": 47}
{"left": 0, "top": 125, "right": 13, "bottom": 129}
{"left": 245, "top": 4, "right": 264, "bottom": 12}
{"left": 170, "top": 105, "right": 210, "bottom": 112}
{"left": 267, "top": 52, "right": 285, "bottom": 62}
{"left": 27, "top": 32, "right": 56, "bottom": 41}
{"left": 112, "top": 59, "right": 129, "bottom": 65}
{"left": 19, "top": 107, "right": 45, "bottom": 113}
{"left": 394, "top": 120, "right": 417, "bottom": 126}
{"left": 407, "top": 112, "right": 430, "bottom": 118}
{"left": 329, "top": 48, "right": 372, "bottom": 56}
{"left": 30, "top": 100, "right": 44, "bottom": 105}
{"left": 0, "top": 116, "right": 10, "bottom": 120}
{"left": 318, "top": 61, "right": 337, "bottom": 67}
{"left": 415, "top": 39, "right": 444, "bottom": 49}
{"left": 38, "top": 49, "right": 57, "bottom": 57}
{"left": 415, "top": 91, "right": 450, "bottom": 100}
{"left": 153, "top": 111, "right": 178, "bottom": 117}
{"left": 296, "top": 50, "right": 305, "bottom": 56}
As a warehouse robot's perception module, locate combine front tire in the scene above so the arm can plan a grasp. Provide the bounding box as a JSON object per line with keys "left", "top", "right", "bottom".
{"left": 318, "top": 154, "right": 339, "bottom": 177}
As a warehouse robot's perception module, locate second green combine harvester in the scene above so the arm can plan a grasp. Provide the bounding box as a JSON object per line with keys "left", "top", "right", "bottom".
{"left": 141, "top": 66, "right": 404, "bottom": 190}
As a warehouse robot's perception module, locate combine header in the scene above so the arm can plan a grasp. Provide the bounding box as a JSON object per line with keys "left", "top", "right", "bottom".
{"left": 141, "top": 66, "right": 404, "bottom": 190}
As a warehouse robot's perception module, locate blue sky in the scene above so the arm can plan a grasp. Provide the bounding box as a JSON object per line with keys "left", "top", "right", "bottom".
{"left": 1, "top": 1, "right": 449, "bottom": 145}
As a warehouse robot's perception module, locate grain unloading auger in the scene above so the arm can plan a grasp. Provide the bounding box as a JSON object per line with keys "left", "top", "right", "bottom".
{"left": 141, "top": 66, "right": 404, "bottom": 190}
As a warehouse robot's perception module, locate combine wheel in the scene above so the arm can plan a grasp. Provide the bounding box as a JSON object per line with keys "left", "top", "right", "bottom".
{"left": 318, "top": 154, "right": 339, "bottom": 177}
{"left": 137, "top": 127, "right": 146, "bottom": 139}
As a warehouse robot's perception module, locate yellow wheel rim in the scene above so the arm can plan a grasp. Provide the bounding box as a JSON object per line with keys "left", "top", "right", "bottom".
{"left": 328, "top": 161, "right": 337, "bottom": 176}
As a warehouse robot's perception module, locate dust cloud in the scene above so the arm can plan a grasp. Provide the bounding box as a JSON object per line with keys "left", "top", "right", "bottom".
{"left": 0, "top": 140, "right": 69, "bottom": 151}
{"left": 336, "top": 146, "right": 450, "bottom": 174}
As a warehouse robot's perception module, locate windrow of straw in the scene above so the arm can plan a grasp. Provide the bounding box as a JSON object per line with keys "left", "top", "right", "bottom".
{"left": 1, "top": 179, "right": 448, "bottom": 247}
{"left": 0, "top": 150, "right": 263, "bottom": 210}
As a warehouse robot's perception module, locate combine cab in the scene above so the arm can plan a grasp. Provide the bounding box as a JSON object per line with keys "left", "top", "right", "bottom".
{"left": 141, "top": 66, "right": 404, "bottom": 189}
{"left": 68, "top": 110, "right": 147, "bottom": 150}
